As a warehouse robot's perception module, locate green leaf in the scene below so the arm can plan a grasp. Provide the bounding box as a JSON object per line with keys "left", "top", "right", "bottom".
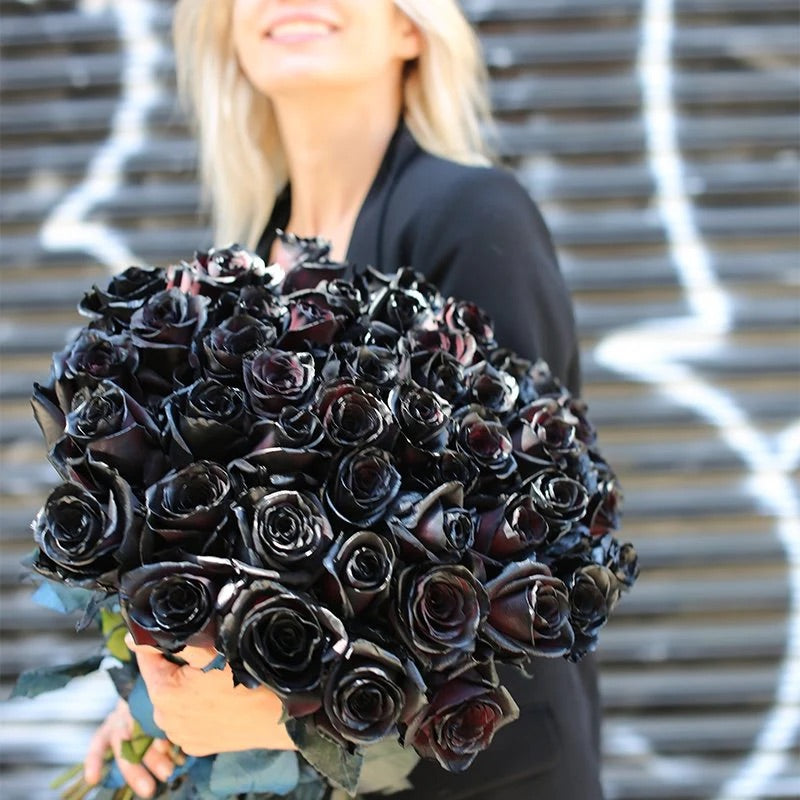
{"left": 50, "top": 762, "right": 84, "bottom": 790}
{"left": 209, "top": 750, "right": 299, "bottom": 797}
{"left": 32, "top": 581, "right": 94, "bottom": 615}
{"left": 285, "top": 719, "right": 362, "bottom": 796}
{"left": 120, "top": 730, "right": 152, "bottom": 765}
{"left": 128, "top": 675, "right": 166, "bottom": 739}
{"left": 100, "top": 608, "right": 130, "bottom": 662}
{"left": 11, "top": 654, "right": 103, "bottom": 699}
{"left": 357, "top": 737, "right": 420, "bottom": 794}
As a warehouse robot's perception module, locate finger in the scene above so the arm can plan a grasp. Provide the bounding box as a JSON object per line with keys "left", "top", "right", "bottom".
{"left": 84, "top": 720, "right": 114, "bottom": 785}
{"left": 109, "top": 724, "right": 156, "bottom": 799}
{"left": 142, "top": 743, "right": 176, "bottom": 783}
{"left": 175, "top": 645, "right": 219, "bottom": 670}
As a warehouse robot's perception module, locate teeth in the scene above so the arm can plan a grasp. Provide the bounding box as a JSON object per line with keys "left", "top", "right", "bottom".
{"left": 269, "top": 21, "right": 333, "bottom": 38}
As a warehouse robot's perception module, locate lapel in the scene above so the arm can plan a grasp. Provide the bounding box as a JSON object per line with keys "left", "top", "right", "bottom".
{"left": 255, "top": 119, "right": 421, "bottom": 271}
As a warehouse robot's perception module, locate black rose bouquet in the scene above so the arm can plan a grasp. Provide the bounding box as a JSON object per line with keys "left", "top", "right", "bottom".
{"left": 15, "top": 238, "right": 638, "bottom": 799}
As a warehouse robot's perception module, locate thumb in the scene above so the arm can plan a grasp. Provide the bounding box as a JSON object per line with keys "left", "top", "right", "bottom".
{"left": 125, "top": 633, "right": 181, "bottom": 689}
{"left": 177, "top": 645, "right": 222, "bottom": 670}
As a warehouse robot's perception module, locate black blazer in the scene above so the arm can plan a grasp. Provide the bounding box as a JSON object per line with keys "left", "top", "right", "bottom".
{"left": 257, "top": 123, "right": 603, "bottom": 800}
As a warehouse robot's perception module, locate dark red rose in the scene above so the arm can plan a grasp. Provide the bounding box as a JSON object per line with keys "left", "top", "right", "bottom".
{"left": 466, "top": 362, "right": 519, "bottom": 416}
{"left": 482, "top": 560, "right": 574, "bottom": 661}
{"left": 244, "top": 348, "right": 316, "bottom": 419}
{"left": 472, "top": 493, "right": 549, "bottom": 560}
{"left": 315, "top": 379, "right": 393, "bottom": 449}
{"left": 408, "top": 328, "right": 477, "bottom": 367}
{"left": 79, "top": 265, "right": 167, "bottom": 329}
{"left": 198, "top": 314, "right": 277, "bottom": 383}
{"left": 404, "top": 664, "right": 518, "bottom": 772}
{"left": 392, "top": 563, "right": 489, "bottom": 671}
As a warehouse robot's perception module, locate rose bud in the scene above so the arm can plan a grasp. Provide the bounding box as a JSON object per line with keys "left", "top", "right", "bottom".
{"left": 390, "top": 267, "right": 443, "bottom": 311}
{"left": 31, "top": 465, "right": 140, "bottom": 589}
{"left": 369, "top": 286, "right": 431, "bottom": 333}
{"left": 482, "top": 560, "right": 574, "bottom": 661}
{"left": 404, "top": 350, "right": 467, "bottom": 406}
{"left": 388, "top": 382, "right": 451, "bottom": 451}
{"left": 408, "top": 328, "right": 477, "bottom": 367}
{"left": 217, "top": 579, "right": 348, "bottom": 717}
{"left": 454, "top": 410, "right": 516, "bottom": 483}
{"left": 244, "top": 348, "right": 316, "bottom": 419}
{"left": 528, "top": 359, "right": 564, "bottom": 397}
{"left": 568, "top": 564, "right": 622, "bottom": 660}
{"left": 392, "top": 563, "right": 489, "bottom": 672}
{"left": 61, "top": 380, "right": 166, "bottom": 487}
{"left": 163, "top": 379, "right": 254, "bottom": 467}
{"left": 120, "top": 558, "right": 233, "bottom": 653}
{"left": 198, "top": 314, "right": 277, "bottom": 384}
{"left": 79, "top": 265, "right": 167, "bottom": 329}
{"left": 404, "top": 664, "right": 519, "bottom": 772}
{"left": 315, "top": 379, "right": 393, "bottom": 449}
{"left": 319, "top": 639, "right": 427, "bottom": 747}
{"left": 234, "top": 489, "right": 334, "bottom": 573}
{"left": 320, "top": 530, "right": 395, "bottom": 617}
{"left": 388, "top": 483, "right": 474, "bottom": 563}
{"left": 324, "top": 447, "right": 401, "bottom": 528}
{"left": 466, "top": 362, "right": 519, "bottom": 417}
{"left": 277, "top": 294, "right": 342, "bottom": 351}
{"left": 144, "top": 461, "right": 233, "bottom": 554}
{"left": 523, "top": 468, "right": 590, "bottom": 544}
{"left": 585, "top": 472, "right": 623, "bottom": 539}
{"left": 472, "top": 493, "right": 549, "bottom": 560}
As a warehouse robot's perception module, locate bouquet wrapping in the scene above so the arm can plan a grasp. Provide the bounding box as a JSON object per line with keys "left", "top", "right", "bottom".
{"left": 18, "top": 240, "right": 638, "bottom": 798}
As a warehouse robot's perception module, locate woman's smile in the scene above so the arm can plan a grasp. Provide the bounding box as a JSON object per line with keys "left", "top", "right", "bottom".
{"left": 266, "top": 16, "right": 339, "bottom": 45}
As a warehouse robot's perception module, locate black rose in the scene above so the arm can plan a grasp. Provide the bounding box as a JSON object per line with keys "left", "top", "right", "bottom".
{"left": 392, "top": 563, "right": 489, "bottom": 671}
{"left": 388, "top": 483, "right": 474, "bottom": 563}
{"left": 408, "top": 328, "right": 477, "bottom": 367}
{"left": 120, "top": 558, "right": 232, "bottom": 653}
{"left": 441, "top": 299, "right": 494, "bottom": 346}
{"left": 482, "top": 560, "right": 574, "bottom": 661}
{"left": 455, "top": 410, "right": 516, "bottom": 483}
{"left": 406, "top": 350, "right": 467, "bottom": 406}
{"left": 388, "top": 382, "right": 451, "bottom": 451}
{"left": 320, "top": 530, "right": 395, "bottom": 616}
{"left": 32, "top": 465, "right": 139, "bottom": 589}
{"left": 280, "top": 255, "right": 350, "bottom": 294}
{"left": 234, "top": 489, "right": 334, "bottom": 573}
{"left": 473, "top": 493, "right": 549, "bottom": 560}
{"left": 244, "top": 348, "right": 316, "bottom": 419}
{"left": 130, "top": 288, "right": 209, "bottom": 350}
{"left": 524, "top": 468, "right": 589, "bottom": 544}
{"left": 218, "top": 580, "right": 347, "bottom": 717}
{"left": 321, "top": 343, "right": 400, "bottom": 391}
{"left": 404, "top": 664, "right": 518, "bottom": 772}
{"left": 51, "top": 329, "right": 139, "bottom": 411}
{"left": 198, "top": 315, "right": 277, "bottom": 383}
{"left": 251, "top": 405, "right": 325, "bottom": 450}
{"left": 277, "top": 293, "right": 342, "bottom": 350}
{"left": 369, "top": 286, "right": 431, "bottom": 333}
{"left": 174, "top": 245, "right": 267, "bottom": 300}
{"left": 79, "top": 265, "right": 167, "bottom": 329}
{"left": 163, "top": 379, "right": 254, "bottom": 467}
{"left": 144, "top": 461, "right": 232, "bottom": 553}
{"left": 235, "top": 285, "right": 288, "bottom": 326}
{"left": 488, "top": 349, "right": 538, "bottom": 406}
{"left": 568, "top": 564, "right": 621, "bottom": 660}
{"left": 466, "top": 362, "right": 519, "bottom": 416}
{"left": 320, "top": 639, "right": 426, "bottom": 747}
{"left": 324, "top": 447, "right": 401, "bottom": 528}
{"left": 59, "top": 380, "right": 165, "bottom": 487}
{"left": 315, "top": 380, "right": 393, "bottom": 449}
{"left": 510, "top": 398, "right": 580, "bottom": 470}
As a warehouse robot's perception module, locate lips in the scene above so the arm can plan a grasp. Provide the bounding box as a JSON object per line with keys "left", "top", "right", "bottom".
{"left": 266, "top": 16, "right": 338, "bottom": 42}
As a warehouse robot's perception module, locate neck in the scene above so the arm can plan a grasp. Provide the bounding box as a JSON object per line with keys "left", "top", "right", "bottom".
{"left": 271, "top": 83, "right": 403, "bottom": 252}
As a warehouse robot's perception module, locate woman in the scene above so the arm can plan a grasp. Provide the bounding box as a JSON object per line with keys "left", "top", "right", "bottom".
{"left": 84, "top": 1, "right": 602, "bottom": 797}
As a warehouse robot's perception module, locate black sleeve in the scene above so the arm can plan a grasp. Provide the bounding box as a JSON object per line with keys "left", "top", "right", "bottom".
{"left": 410, "top": 167, "right": 581, "bottom": 394}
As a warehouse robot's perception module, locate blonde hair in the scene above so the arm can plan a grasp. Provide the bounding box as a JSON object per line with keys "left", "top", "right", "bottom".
{"left": 173, "top": 0, "right": 494, "bottom": 248}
